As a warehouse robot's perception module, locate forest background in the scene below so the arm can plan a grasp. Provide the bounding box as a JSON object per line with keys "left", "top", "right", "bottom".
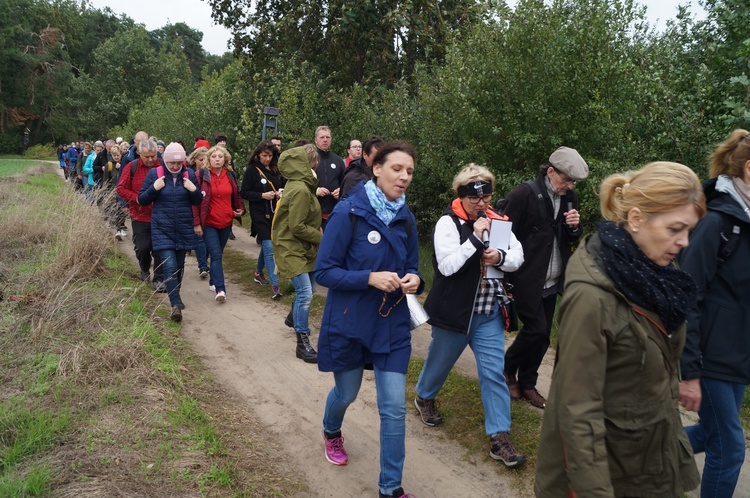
{"left": 3, "top": 0, "right": 750, "bottom": 235}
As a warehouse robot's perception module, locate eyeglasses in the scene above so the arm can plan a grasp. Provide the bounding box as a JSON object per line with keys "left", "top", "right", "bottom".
{"left": 467, "top": 194, "right": 492, "bottom": 205}
{"left": 349, "top": 145, "right": 362, "bottom": 149}
{"left": 553, "top": 168, "right": 577, "bottom": 186}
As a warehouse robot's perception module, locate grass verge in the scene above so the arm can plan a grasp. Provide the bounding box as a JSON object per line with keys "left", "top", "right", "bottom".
{"left": 0, "top": 161, "right": 304, "bottom": 496}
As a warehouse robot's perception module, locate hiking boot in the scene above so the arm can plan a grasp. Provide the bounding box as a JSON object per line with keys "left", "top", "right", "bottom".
{"left": 414, "top": 395, "right": 443, "bottom": 427}
{"left": 271, "top": 286, "right": 283, "bottom": 300}
{"left": 152, "top": 280, "right": 166, "bottom": 293}
{"left": 323, "top": 431, "right": 348, "bottom": 466}
{"left": 170, "top": 306, "right": 182, "bottom": 323}
{"left": 504, "top": 371, "right": 521, "bottom": 400}
{"left": 284, "top": 310, "right": 294, "bottom": 328}
{"left": 254, "top": 271, "right": 270, "bottom": 285}
{"left": 296, "top": 333, "right": 317, "bottom": 363}
{"left": 139, "top": 269, "right": 150, "bottom": 282}
{"left": 379, "top": 487, "right": 416, "bottom": 498}
{"left": 199, "top": 267, "right": 209, "bottom": 279}
{"left": 177, "top": 301, "right": 186, "bottom": 310}
{"left": 489, "top": 432, "right": 526, "bottom": 467}
{"left": 521, "top": 388, "right": 546, "bottom": 409}
{"left": 215, "top": 290, "right": 226, "bottom": 302}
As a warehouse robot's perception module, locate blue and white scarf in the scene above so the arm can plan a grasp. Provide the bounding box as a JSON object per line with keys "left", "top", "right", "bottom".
{"left": 364, "top": 180, "right": 405, "bottom": 226}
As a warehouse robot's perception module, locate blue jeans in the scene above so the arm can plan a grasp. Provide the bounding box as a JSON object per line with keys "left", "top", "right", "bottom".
{"left": 416, "top": 305, "right": 511, "bottom": 435}
{"left": 323, "top": 366, "right": 407, "bottom": 496}
{"left": 685, "top": 378, "right": 746, "bottom": 498}
{"left": 157, "top": 249, "right": 186, "bottom": 307}
{"left": 256, "top": 239, "right": 279, "bottom": 287}
{"left": 290, "top": 272, "right": 315, "bottom": 334}
{"left": 203, "top": 225, "right": 231, "bottom": 292}
{"left": 194, "top": 236, "right": 208, "bottom": 270}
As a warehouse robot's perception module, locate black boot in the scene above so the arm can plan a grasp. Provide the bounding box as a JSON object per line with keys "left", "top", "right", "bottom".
{"left": 284, "top": 310, "right": 294, "bottom": 328}
{"left": 296, "top": 333, "right": 318, "bottom": 363}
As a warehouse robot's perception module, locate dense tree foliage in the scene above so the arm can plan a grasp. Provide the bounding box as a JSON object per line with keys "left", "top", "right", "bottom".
{"left": 0, "top": 0, "right": 228, "bottom": 150}
{"left": 5, "top": 0, "right": 749, "bottom": 235}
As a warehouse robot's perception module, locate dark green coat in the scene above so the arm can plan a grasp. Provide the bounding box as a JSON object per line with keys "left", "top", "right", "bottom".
{"left": 534, "top": 234, "right": 699, "bottom": 498}
{"left": 271, "top": 147, "right": 322, "bottom": 280}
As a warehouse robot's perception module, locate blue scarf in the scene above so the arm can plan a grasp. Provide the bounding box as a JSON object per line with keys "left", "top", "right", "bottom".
{"left": 365, "top": 180, "right": 405, "bottom": 226}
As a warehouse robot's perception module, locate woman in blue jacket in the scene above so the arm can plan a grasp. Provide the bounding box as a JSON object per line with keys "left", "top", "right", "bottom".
{"left": 678, "top": 129, "right": 750, "bottom": 498}
{"left": 138, "top": 142, "right": 202, "bottom": 322}
{"left": 314, "top": 142, "right": 423, "bottom": 498}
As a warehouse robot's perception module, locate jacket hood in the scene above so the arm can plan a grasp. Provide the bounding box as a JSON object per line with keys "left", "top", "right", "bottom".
{"left": 708, "top": 175, "right": 750, "bottom": 223}
{"left": 279, "top": 146, "right": 316, "bottom": 187}
{"left": 565, "top": 233, "right": 620, "bottom": 297}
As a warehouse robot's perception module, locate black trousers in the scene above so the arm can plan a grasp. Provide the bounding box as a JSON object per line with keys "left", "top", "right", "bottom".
{"left": 131, "top": 219, "right": 163, "bottom": 282}
{"left": 504, "top": 292, "right": 557, "bottom": 391}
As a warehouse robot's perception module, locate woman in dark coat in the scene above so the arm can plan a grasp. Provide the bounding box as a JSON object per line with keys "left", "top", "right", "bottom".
{"left": 138, "top": 142, "right": 202, "bottom": 322}
{"left": 240, "top": 140, "right": 284, "bottom": 299}
{"left": 678, "top": 129, "right": 750, "bottom": 498}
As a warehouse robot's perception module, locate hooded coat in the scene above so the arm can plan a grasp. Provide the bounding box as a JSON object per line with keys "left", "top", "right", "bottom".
{"left": 314, "top": 182, "right": 423, "bottom": 373}
{"left": 678, "top": 175, "right": 750, "bottom": 384}
{"left": 534, "top": 233, "right": 699, "bottom": 498}
{"left": 272, "top": 147, "right": 322, "bottom": 279}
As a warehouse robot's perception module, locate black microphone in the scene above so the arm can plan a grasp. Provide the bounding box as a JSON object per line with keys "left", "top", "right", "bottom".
{"left": 565, "top": 197, "right": 574, "bottom": 227}
{"left": 476, "top": 210, "right": 490, "bottom": 248}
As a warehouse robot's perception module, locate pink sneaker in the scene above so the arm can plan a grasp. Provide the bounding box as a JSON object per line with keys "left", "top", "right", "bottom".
{"left": 323, "top": 432, "right": 348, "bottom": 466}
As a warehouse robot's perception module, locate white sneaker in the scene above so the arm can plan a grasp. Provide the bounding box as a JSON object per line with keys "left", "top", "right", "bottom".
{"left": 215, "top": 290, "right": 226, "bottom": 302}
{"left": 115, "top": 229, "right": 125, "bottom": 241}
{"left": 209, "top": 284, "right": 216, "bottom": 292}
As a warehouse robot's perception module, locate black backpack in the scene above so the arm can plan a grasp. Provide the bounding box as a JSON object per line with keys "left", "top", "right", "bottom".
{"left": 494, "top": 180, "right": 547, "bottom": 233}
{"left": 717, "top": 215, "right": 741, "bottom": 266}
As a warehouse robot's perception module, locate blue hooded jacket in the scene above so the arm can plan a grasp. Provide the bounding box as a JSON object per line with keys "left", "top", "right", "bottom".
{"left": 314, "top": 182, "right": 424, "bottom": 373}
{"left": 137, "top": 166, "right": 202, "bottom": 251}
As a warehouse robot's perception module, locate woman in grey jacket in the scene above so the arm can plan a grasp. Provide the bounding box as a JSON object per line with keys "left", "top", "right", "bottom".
{"left": 678, "top": 129, "right": 750, "bottom": 498}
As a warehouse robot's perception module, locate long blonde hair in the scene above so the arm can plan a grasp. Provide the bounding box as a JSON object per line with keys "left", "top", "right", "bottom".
{"left": 709, "top": 128, "right": 750, "bottom": 179}
{"left": 600, "top": 162, "right": 706, "bottom": 226}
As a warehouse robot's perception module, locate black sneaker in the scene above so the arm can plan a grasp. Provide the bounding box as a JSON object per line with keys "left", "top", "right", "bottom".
{"left": 152, "top": 280, "right": 166, "bottom": 293}
{"left": 199, "top": 268, "right": 209, "bottom": 279}
{"left": 296, "top": 333, "right": 317, "bottom": 363}
{"left": 139, "top": 270, "right": 150, "bottom": 282}
{"left": 414, "top": 395, "right": 443, "bottom": 426}
{"left": 489, "top": 432, "right": 526, "bottom": 467}
{"left": 379, "top": 487, "right": 416, "bottom": 497}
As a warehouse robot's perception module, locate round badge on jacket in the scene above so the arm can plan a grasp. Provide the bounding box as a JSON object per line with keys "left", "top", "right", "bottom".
{"left": 368, "top": 231, "right": 381, "bottom": 244}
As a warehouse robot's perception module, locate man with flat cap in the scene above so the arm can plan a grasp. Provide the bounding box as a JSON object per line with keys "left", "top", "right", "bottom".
{"left": 498, "top": 146, "right": 589, "bottom": 409}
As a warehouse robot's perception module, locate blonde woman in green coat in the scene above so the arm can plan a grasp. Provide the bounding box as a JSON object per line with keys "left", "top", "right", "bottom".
{"left": 272, "top": 144, "right": 322, "bottom": 363}
{"left": 535, "top": 162, "right": 704, "bottom": 497}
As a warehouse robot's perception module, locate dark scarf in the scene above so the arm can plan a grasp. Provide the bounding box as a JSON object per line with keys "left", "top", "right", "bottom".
{"left": 597, "top": 222, "right": 697, "bottom": 334}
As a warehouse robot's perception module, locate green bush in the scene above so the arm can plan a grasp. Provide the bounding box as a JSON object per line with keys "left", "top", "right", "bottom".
{"left": 0, "top": 132, "right": 22, "bottom": 155}
{"left": 23, "top": 144, "right": 55, "bottom": 160}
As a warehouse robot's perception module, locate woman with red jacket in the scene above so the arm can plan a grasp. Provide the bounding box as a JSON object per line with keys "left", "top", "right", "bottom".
{"left": 194, "top": 145, "right": 245, "bottom": 302}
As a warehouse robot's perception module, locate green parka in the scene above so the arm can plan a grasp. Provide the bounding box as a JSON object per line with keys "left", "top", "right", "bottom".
{"left": 271, "top": 147, "right": 322, "bottom": 280}
{"left": 534, "top": 234, "right": 699, "bottom": 498}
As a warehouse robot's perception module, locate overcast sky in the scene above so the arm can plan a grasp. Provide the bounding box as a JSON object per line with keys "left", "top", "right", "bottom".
{"left": 86, "top": 0, "right": 707, "bottom": 56}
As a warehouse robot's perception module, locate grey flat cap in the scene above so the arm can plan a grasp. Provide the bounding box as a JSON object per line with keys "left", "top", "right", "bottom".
{"left": 549, "top": 146, "right": 589, "bottom": 181}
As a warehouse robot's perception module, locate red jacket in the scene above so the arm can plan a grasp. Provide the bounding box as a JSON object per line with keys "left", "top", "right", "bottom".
{"left": 193, "top": 168, "right": 245, "bottom": 229}
{"left": 116, "top": 158, "right": 154, "bottom": 222}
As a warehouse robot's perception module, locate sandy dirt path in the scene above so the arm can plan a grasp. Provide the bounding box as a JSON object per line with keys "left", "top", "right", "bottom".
{"left": 122, "top": 223, "right": 537, "bottom": 497}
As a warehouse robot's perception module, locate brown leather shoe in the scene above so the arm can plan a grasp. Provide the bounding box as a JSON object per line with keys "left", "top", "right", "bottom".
{"left": 504, "top": 371, "right": 521, "bottom": 400}
{"left": 521, "top": 388, "right": 546, "bottom": 408}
